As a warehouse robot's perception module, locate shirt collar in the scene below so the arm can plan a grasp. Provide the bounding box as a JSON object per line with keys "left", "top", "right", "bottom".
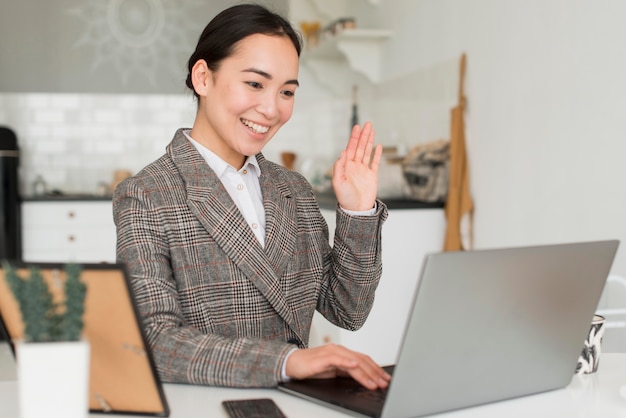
{"left": 183, "top": 129, "right": 261, "bottom": 178}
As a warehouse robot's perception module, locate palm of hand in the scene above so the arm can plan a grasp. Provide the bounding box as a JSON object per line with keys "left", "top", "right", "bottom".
{"left": 332, "top": 122, "right": 382, "bottom": 212}
{"left": 333, "top": 159, "right": 379, "bottom": 211}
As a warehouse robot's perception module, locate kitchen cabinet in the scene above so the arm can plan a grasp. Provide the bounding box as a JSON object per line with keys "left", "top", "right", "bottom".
{"left": 22, "top": 200, "right": 116, "bottom": 264}
{"left": 310, "top": 204, "right": 446, "bottom": 366}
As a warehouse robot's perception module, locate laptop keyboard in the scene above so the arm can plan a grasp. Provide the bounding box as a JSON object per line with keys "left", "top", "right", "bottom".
{"left": 345, "top": 386, "right": 388, "bottom": 404}
{"left": 344, "top": 365, "right": 393, "bottom": 405}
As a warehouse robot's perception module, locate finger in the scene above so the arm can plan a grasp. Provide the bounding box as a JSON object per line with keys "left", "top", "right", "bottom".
{"left": 369, "top": 143, "right": 383, "bottom": 172}
{"left": 363, "top": 126, "right": 375, "bottom": 165}
{"left": 321, "top": 356, "right": 375, "bottom": 389}
{"left": 353, "top": 354, "right": 391, "bottom": 387}
{"left": 353, "top": 122, "right": 373, "bottom": 163}
{"left": 342, "top": 361, "right": 389, "bottom": 390}
{"left": 345, "top": 124, "right": 361, "bottom": 161}
{"left": 329, "top": 349, "right": 390, "bottom": 390}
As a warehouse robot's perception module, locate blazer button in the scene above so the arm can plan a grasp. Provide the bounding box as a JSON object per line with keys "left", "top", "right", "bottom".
{"left": 287, "top": 338, "right": 302, "bottom": 347}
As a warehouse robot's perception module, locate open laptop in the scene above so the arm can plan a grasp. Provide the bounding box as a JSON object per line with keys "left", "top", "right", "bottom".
{"left": 279, "top": 240, "right": 620, "bottom": 417}
{"left": 0, "top": 262, "right": 170, "bottom": 416}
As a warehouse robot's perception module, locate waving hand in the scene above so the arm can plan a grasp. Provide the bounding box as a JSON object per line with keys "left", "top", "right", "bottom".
{"left": 332, "top": 122, "right": 383, "bottom": 211}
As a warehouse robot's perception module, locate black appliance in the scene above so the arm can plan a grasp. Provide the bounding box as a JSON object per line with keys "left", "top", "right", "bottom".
{"left": 0, "top": 127, "right": 21, "bottom": 261}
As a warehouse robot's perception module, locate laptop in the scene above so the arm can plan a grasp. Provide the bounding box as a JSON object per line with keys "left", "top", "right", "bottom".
{"left": 0, "top": 262, "right": 170, "bottom": 416}
{"left": 279, "top": 240, "right": 620, "bottom": 417}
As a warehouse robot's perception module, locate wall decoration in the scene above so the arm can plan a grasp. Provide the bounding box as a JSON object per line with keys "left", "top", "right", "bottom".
{"left": 67, "top": 0, "right": 203, "bottom": 89}
{"left": 0, "top": 0, "right": 239, "bottom": 94}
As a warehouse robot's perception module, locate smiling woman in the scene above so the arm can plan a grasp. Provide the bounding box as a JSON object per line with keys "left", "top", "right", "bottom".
{"left": 113, "top": 3, "right": 390, "bottom": 390}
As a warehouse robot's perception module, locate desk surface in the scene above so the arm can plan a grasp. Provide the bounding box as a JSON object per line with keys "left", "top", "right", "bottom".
{"left": 2, "top": 350, "right": 626, "bottom": 417}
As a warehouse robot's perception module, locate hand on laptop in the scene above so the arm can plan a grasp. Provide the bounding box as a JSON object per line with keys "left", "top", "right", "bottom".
{"left": 285, "top": 344, "right": 391, "bottom": 390}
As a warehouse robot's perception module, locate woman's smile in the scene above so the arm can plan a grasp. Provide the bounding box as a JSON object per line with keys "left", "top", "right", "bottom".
{"left": 241, "top": 118, "right": 270, "bottom": 135}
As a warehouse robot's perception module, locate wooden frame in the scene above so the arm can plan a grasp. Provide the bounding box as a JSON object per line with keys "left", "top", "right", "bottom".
{"left": 0, "top": 262, "right": 170, "bottom": 416}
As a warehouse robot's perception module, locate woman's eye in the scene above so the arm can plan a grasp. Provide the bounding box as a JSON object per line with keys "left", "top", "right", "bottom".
{"left": 282, "top": 90, "right": 295, "bottom": 98}
{"left": 247, "top": 81, "right": 262, "bottom": 89}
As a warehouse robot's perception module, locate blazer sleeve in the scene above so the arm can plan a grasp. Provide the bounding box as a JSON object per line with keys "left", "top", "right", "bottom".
{"left": 316, "top": 201, "right": 388, "bottom": 330}
{"left": 113, "top": 177, "right": 294, "bottom": 388}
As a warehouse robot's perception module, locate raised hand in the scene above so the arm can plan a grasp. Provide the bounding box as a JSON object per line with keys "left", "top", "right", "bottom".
{"left": 332, "top": 122, "right": 383, "bottom": 211}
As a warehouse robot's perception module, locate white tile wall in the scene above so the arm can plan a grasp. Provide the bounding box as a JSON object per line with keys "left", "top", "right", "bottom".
{"left": 0, "top": 93, "right": 196, "bottom": 195}
{"left": 0, "top": 64, "right": 455, "bottom": 197}
{"left": 0, "top": 91, "right": 348, "bottom": 197}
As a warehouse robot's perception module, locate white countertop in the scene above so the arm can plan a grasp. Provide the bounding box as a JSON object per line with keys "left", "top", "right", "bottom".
{"left": 2, "top": 343, "right": 626, "bottom": 418}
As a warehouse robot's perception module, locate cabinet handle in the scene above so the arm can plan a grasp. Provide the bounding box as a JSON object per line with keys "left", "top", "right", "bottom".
{"left": 67, "top": 211, "right": 75, "bottom": 218}
{"left": 68, "top": 235, "right": 75, "bottom": 242}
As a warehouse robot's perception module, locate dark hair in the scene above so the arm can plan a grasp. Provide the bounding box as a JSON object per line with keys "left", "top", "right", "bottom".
{"left": 185, "top": 3, "right": 302, "bottom": 98}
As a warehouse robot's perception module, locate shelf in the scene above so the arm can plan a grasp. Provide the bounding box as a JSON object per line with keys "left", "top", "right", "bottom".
{"left": 302, "top": 29, "right": 392, "bottom": 88}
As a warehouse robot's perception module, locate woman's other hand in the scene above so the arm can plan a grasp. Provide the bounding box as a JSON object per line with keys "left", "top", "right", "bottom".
{"left": 285, "top": 344, "right": 391, "bottom": 390}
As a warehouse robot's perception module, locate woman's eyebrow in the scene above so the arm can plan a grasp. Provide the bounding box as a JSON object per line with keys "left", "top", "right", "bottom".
{"left": 242, "top": 67, "right": 299, "bottom": 87}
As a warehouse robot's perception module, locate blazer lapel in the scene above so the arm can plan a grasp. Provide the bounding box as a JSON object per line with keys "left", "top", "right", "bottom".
{"left": 258, "top": 155, "right": 299, "bottom": 282}
{"left": 169, "top": 131, "right": 303, "bottom": 341}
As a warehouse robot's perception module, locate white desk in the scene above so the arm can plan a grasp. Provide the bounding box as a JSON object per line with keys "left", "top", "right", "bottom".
{"left": 3, "top": 352, "right": 626, "bottom": 417}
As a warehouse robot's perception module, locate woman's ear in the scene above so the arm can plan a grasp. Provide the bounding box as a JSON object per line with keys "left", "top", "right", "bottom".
{"left": 190, "top": 59, "right": 211, "bottom": 97}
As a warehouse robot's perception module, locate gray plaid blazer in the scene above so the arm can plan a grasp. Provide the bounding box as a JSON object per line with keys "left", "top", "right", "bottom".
{"left": 113, "top": 128, "right": 387, "bottom": 387}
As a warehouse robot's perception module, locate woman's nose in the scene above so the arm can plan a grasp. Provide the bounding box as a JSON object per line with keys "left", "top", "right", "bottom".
{"left": 256, "top": 92, "right": 278, "bottom": 118}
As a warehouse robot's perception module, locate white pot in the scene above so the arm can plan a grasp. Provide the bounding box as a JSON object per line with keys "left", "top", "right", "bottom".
{"left": 16, "top": 339, "right": 90, "bottom": 418}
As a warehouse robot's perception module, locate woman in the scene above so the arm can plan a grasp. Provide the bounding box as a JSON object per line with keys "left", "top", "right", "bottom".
{"left": 113, "top": 3, "right": 390, "bottom": 390}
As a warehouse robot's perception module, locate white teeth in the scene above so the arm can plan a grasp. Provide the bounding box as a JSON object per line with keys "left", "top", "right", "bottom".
{"left": 242, "top": 119, "right": 269, "bottom": 134}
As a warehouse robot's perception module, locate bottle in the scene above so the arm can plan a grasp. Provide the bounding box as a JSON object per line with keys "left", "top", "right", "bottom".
{"left": 32, "top": 175, "right": 47, "bottom": 196}
{"left": 350, "top": 85, "right": 359, "bottom": 131}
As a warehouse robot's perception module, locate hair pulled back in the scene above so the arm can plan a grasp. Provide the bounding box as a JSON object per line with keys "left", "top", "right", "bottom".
{"left": 185, "top": 3, "right": 302, "bottom": 99}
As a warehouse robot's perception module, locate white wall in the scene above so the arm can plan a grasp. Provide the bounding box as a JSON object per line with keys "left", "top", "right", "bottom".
{"left": 374, "top": 0, "right": 626, "bottom": 271}
{"left": 373, "top": 0, "right": 626, "bottom": 349}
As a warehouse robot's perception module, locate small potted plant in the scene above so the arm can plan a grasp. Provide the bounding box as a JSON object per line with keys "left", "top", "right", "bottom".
{"left": 3, "top": 262, "right": 90, "bottom": 418}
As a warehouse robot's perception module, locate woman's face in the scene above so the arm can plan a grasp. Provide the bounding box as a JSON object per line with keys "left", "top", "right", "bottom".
{"left": 192, "top": 33, "right": 299, "bottom": 169}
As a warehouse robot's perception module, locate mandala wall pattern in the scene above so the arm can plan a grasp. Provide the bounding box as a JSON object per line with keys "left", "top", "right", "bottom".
{"left": 67, "top": 0, "right": 203, "bottom": 88}
{"left": 0, "top": 0, "right": 284, "bottom": 93}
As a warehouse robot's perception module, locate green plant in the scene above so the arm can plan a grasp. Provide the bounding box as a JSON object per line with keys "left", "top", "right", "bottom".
{"left": 3, "top": 262, "right": 87, "bottom": 342}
